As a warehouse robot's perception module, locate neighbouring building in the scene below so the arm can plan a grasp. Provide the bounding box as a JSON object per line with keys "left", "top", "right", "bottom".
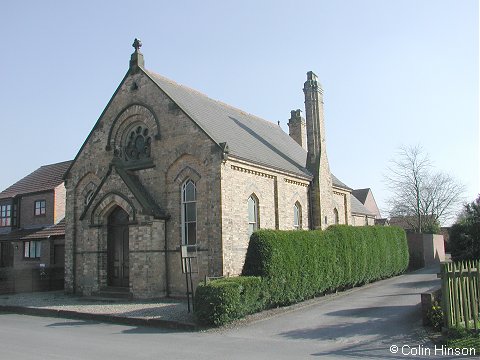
{"left": 64, "top": 39, "right": 375, "bottom": 298}
{"left": 0, "top": 160, "right": 71, "bottom": 293}
{"left": 389, "top": 215, "right": 437, "bottom": 233}
{"left": 351, "top": 188, "right": 380, "bottom": 226}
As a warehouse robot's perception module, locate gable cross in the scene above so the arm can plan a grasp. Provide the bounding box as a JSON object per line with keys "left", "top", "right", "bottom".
{"left": 132, "top": 38, "right": 142, "bottom": 52}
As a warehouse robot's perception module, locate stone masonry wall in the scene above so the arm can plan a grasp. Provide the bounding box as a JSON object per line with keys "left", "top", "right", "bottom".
{"left": 333, "top": 191, "right": 347, "bottom": 224}
{"left": 65, "top": 69, "right": 223, "bottom": 298}
{"left": 129, "top": 219, "right": 166, "bottom": 298}
{"left": 352, "top": 214, "right": 375, "bottom": 226}
{"left": 221, "top": 158, "right": 309, "bottom": 276}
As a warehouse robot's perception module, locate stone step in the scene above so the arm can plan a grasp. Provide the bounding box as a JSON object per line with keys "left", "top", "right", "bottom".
{"left": 92, "top": 287, "right": 132, "bottom": 300}
{"left": 101, "top": 286, "right": 130, "bottom": 293}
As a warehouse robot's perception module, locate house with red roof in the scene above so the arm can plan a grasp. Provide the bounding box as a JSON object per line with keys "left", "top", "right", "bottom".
{"left": 0, "top": 160, "right": 71, "bottom": 293}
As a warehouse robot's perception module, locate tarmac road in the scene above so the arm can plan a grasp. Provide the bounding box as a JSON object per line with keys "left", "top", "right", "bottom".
{"left": 0, "top": 266, "right": 471, "bottom": 359}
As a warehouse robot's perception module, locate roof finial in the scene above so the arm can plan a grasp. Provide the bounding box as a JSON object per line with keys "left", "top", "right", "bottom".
{"left": 130, "top": 38, "right": 145, "bottom": 71}
{"left": 132, "top": 38, "right": 142, "bottom": 52}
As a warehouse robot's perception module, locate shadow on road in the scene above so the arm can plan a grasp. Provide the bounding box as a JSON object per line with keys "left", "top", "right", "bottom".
{"left": 279, "top": 305, "right": 419, "bottom": 341}
{"left": 374, "top": 293, "right": 419, "bottom": 298}
{"left": 120, "top": 326, "right": 180, "bottom": 335}
{"left": 46, "top": 320, "right": 102, "bottom": 327}
{"left": 310, "top": 340, "right": 424, "bottom": 359}
{"left": 32, "top": 314, "right": 187, "bottom": 334}
{"left": 394, "top": 279, "right": 439, "bottom": 289}
{"left": 278, "top": 304, "right": 442, "bottom": 359}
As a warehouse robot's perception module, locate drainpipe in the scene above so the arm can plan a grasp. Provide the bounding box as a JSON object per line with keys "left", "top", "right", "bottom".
{"left": 164, "top": 220, "right": 170, "bottom": 297}
{"left": 72, "top": 194, "right": 77, "bottom": 294}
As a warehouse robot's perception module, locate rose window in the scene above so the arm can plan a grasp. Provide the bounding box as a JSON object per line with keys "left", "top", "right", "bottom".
{"left": 124, "top": 125, "right": 151, "bottom": 161}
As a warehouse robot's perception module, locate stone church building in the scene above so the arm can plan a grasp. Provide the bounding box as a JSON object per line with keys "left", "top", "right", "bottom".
{"left": 64, "top": 40, "right": 374, "bottom": 298}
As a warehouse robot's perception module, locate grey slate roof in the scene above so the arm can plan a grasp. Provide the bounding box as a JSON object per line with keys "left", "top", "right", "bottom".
{"left": 350, "top": 194, "right": 375, "bottom": 216}
{"left": 0, "top": 160, "right": 72, "bottom": 199}
{"left": 145, "top": 70, "right": 351, "bottom": 188}
{"left": 146, "top": 71, "right": 311, "bottom": 178}
{"left": 331, "top": 174, "right": 352, "bottom": 190}
{"left": 352, "top": 188, "right": 370, "bottom": 204}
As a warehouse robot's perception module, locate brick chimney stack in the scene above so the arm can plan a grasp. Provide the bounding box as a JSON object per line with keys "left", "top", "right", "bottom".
{"left": 303, "top": 71, "right": 334, "bottom": 229}
{"left": 288, "top": 109, "right": 308, "bottom": 151}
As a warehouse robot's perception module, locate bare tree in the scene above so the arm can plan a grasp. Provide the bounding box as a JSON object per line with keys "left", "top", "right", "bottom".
{"left": 385, "top": 145, "right": 465, "bottom": 232}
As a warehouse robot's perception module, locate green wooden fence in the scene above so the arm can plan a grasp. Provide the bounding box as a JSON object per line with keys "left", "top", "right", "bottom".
{"left": 441, "top": 261, "right": 480, "bottom": 330}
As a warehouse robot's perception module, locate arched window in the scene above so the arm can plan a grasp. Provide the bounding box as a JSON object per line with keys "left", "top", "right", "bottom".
{"left": 248, "top": 195, "right": 259, "bottom": 236}
{"left": 334, "top": 208, "right": 339, "bottom": 225}
{"left": 293, "top": 202, "right": 302, "bottom": 229}
{"left": 181, "top": 180, "right": 197, "bottom": 245}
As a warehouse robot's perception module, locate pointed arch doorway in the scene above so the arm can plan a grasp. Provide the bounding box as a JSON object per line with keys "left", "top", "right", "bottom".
{"left": 107, "top": 206, "right": 130, "bottom": 287}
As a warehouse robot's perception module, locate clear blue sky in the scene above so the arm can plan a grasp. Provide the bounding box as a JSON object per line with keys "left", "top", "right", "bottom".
{"left": 1, "top": 0, "right": 478, "bottom": 221}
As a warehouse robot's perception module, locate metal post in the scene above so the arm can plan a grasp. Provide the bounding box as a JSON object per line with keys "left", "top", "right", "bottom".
{"left": 180, "top": 245, "right": 197, "bottom": 313}
{"left": 189, "top": 257, "right": 194, "bottom": 311}
{"left": 184, "top": 258, "right": 191, "bottom": 313}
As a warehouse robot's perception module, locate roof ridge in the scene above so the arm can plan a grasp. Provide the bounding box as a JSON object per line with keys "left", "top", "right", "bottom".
{"left": 39, "top": 160, "right": 73, "bottom": 168}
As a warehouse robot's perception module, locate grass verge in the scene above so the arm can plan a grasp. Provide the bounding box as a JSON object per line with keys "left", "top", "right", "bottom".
{"left": 445, "top": 328, "right": 480, "bottom": 353}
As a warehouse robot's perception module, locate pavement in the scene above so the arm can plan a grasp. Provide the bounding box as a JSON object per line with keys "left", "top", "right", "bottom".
{"left": 0, "top": 291, "right": 197, "bottom": 330}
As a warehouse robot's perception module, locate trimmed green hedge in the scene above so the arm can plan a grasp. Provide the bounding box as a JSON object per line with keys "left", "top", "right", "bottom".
{"left": 243, "top": 225, "right": 408, "bottom": 306}
{"left": 195, "top": 276, "right": 265, "bottom": 326}
{"left": 195, "top": 225, "right": 408, "bottom": 325}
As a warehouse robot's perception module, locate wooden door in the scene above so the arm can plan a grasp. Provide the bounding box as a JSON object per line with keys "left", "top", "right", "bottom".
{"left": 107, "top": 207, "right": 129, "bottom": 287}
